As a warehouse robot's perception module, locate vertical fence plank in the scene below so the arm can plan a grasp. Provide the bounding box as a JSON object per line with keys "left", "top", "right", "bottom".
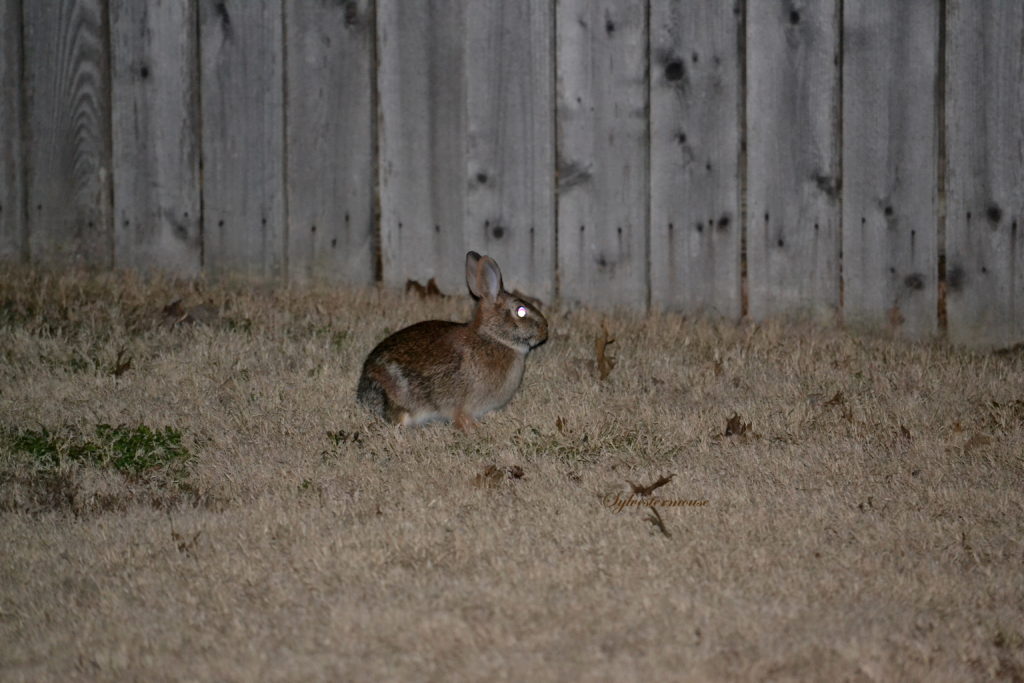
{"left": 946, "top": 1, "right": 1024, "bottom": 348}
{"left": 0, "top": 0, "right": 24, "bottom": 262}
{"left": 286, "top": 0, "right": 375, "bottom": 286}
{"left": 199, "top": 0, "right": 285, "bottom": 279}
{"left": 465, "top": 0, "right": 555, "bottom": 301}
{"left": 23, "top": 1, "right": 113, "bottom": 267}
{"left": 842, "top": 0, "right": 938, "bottom": 338}
{"left": 649, "top": 0, "right": 741, "bottom": 318}
{"left": 110, "top": 0, "right": 200, "bottom": 276}
{"left": 377, "top": 0, "right": 466, "bottom": 294}
{"left": 747, "top": 1, "right": 840, "bottom": 320}
{"left": 556, "top": 0, "right": 648, "bottom": 310}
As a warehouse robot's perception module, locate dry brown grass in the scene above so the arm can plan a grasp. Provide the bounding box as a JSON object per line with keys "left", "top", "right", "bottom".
{"left": 1, "top": 266, "right": 1022, "bottom": 681}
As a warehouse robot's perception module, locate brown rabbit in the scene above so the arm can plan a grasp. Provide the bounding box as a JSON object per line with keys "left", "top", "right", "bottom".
{"left": 357, "top": 251, "right": 548, "bottom": 429}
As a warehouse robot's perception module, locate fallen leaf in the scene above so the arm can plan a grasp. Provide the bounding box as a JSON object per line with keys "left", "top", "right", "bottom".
{"left": 824, "top": 391, "right": 845, "bottom": 407}
{"left": 822, "top": 392, "right": 853, "bottom": 421}
{"left": 627, "top": 473, "right": 675, "bottom": 497}
{"left": 473, "top": 465, "right": 524, "bottom": 488}
{"left": 162, "top": 299, "right": 194, "bottom": 327}
{"left": 724, "top": 412, "right": 750, "bottom": 437}
{"left": 963, "top": 433, "right": 992, "bottom": 454}
{"left": 595, "top": 322, "right": 616, "bottom": 381}
{"left": 406, "top": 279, "right": 444, "bottom": 299}
{"left": 162, "top": 299, "right": 218, "bottom": 328}
{"left": 169, "top": 518, "right": 201, "bottom": 559}
{"left": 645, "top": 507, "right": 672, "bottom": 538}
{"left": 111, "top": 346, "right": 132, "bottom": 377}
{"left": 326, "top": 430, "right": 360, "bottom": 446}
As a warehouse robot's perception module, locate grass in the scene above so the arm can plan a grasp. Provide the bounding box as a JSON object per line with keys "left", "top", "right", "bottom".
{"left": 0, "top": 265, "right": 1022, "bottom": 681}
{"left": 8, "top": 424, "right": 191, "bottom": 475}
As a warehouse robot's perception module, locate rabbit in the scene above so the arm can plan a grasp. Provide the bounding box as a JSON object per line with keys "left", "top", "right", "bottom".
{"left": 357, "top": 251, "right": 548, "bottom": 429}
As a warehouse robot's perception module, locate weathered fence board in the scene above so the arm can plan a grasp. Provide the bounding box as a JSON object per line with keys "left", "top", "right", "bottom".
{"left": 0, "top": 0, "right": 24, "bottom": 261}
{"left": 946, "top": 2, "right": 1024, "bottom": 349}
{"left": 649, "top": 0, "right": 741, "bottom": 318}
{"left": 377, "top": 0, "right": 467, "bottom": 294}
{"left": 842, "top": 0, "right": 939, "bottom": 338}
{"left": 556, "top": 0, "right": 649, "bottom": 310}
{"left": 285, "top": 0, "right": 375, "bottom": 285}
{"left": 199, "top": 0, "right": 285, "bottom": 278}
{"left": 23, "top": 0, "right": 113, "bottom": 267}
{"left": 5, "top": 0, "right": 1022, "bottom": 348}
{"left": 465, "top": 0, "right": 555, "bottom": 301}
{"left": 747, "top": 1, "right": 840, "bottom": 320}
{"left": 110, "top": 0, "right": 201, "bottom": 276}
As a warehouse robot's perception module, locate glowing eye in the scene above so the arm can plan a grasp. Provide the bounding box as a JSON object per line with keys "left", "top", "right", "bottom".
{"left": 516, "top": 305, "right": 528, "bottom": 318}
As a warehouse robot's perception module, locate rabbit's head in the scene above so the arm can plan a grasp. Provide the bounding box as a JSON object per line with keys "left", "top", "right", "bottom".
{"left": 465, "top": 251, "right": 548, "bottom": 353}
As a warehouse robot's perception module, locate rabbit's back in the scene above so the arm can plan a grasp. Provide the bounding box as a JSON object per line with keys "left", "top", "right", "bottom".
{"left": 357, "top": 318, "right": 526, "bottom": 426}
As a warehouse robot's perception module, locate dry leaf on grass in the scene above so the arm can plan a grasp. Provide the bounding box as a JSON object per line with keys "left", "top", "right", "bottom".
{"left": 473, "top": 465, "right": 525, "bottom": 489}
{"left": 822, "top": 391, "right": 853, "bottom": 421}
{"left": 112, "top": 346, "right": 132, "bottom": 377}
{"left": 162, "top": 299, "right": 220, "bottom": 328}
{"left": 627, "top": 473, "right": 675, "bottom": 497}
{"left": 169, "top": 517, "right": 201, "bottom": 558}
{"left": 405, "top": 278, "right": 444, "bottom": 299}
{"left": 646, "top": 507, "right": 672, "bottom": 538}
{"left": 724, "top": 412, "right": 750, "bottom": 437}
{"left": 595, "top": 322, "right": 616, "bottom": 381}
{"left": 963, "top": 433, "right": 992, "bottom": 455}
{"left": 824, "top": 391, "right": 845, "bottom": 407}
{"left": 162, "top": 299, "right": 193, "bottom": 327}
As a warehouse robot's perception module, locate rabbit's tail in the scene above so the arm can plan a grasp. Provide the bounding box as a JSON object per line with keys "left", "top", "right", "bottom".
{"left": 357, "top": 369, "right": 405, "bottom": 424}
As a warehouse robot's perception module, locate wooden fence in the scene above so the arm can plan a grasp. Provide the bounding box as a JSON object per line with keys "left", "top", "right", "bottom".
{"left": 0, "top": 0, "right": 1021, "bottom": 348}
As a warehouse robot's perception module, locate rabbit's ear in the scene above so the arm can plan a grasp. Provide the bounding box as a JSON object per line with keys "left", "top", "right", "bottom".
{"left": 477, "top": 256, "right": 503, "bottom": 301}
{"left": 466, "top": 251, "right": 483, "bottom": 297}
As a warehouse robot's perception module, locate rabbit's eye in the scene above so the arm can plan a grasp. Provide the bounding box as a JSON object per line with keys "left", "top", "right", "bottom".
{"left": 515, "top": 305, "right": 528, "bottom": 318}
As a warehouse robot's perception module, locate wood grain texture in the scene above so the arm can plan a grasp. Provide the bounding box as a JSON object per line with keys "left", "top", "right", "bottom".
{"left": 842, "top": 0, "right": 938, "bottom": 338}
{"left": 377, "top": 0, "right": 466, "bottom": 294}
{"left": 556, "top": 0, "right": 649, "bottom": 311}
{"left": 23, "top": 0, "right": 113, "bottom": 267}
{"left": 649, "top": 0, "right": 741, "bottom": 318}
{"left": 285, "top": 0, "right": 375, "bottom": 286}
{"left": 110, "top": 0, "right": 200, "bottom": 276}
{"left": 946, "top": 1, "right": 1024, "bottom": 348}
{"left": 199, "top": 0, "right": 285, "bottom": 279}
{"left": 0, "top": 0, "right": 25, "bottom": 262}
{"left": 465, "top": 0, "right": 555, "bottom": 302}
{"left": 746, "top": 0, "right": 840, "bottom": 320}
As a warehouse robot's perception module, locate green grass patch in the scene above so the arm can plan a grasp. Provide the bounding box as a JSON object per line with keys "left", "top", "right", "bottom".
{"left": 8, "top": 424, "right": 193, "bottom": 478}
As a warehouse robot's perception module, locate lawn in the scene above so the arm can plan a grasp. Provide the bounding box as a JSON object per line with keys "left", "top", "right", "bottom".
{"left": 1, "top": 267, "right": 1022, "bottom": 681}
